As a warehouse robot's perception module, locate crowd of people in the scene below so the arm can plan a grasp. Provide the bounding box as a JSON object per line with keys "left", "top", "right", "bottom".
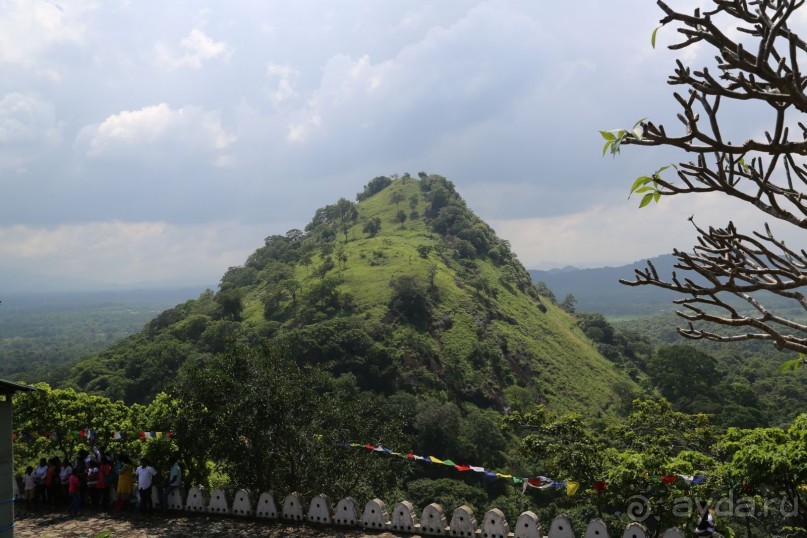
{"left": 18, "top": 449, "right": 181, "bottom": 517}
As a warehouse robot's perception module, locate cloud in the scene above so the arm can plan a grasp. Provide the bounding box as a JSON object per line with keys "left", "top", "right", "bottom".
{"left": 489, "top": 192, "right": 805, "bottom": 269}
{"left": 0, "top": 92, "right": 62, "bottom": 173}
{"left": 265, "top": 63, "right": 299, "bottom": 107}
{"left": 0, "top": 92, "right": 61, "bottom": 144}
{"left": 0, "top": 0, "right": 88, "bottom": 73}
{"left": 155, "top": 28, "right": 231, "bottom": 70}
{"left": 78, "top": 103, "right": 235, "bottom": 161}
{"left": 0, "top": 219, "right": 264, "bottom": 287}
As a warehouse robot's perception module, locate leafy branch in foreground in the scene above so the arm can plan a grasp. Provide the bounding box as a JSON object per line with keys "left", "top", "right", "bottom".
{"left": 606, "top": 0, "right": 807, "bottom": 357}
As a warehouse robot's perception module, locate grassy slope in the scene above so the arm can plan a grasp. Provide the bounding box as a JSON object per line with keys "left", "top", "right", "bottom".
{"left": 241, "top": 178, "right": 637, "bottom": 419}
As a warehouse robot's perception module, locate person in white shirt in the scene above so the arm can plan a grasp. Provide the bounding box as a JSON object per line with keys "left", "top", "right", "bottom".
{"left": 23, "top": 466, "right": 36, "bottom": 509}
{"left": 134, "top": 458, "right": 158, "bottom": 513}
{"left": 33, "top": 458, "right": 47, "bottom": 506}
{"left": 59, "top": 459, "right": 73, "bottom": 504}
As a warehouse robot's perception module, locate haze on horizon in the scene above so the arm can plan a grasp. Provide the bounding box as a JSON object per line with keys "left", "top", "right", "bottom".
{"left": 0, "top": 0, "right": 795, "bottom": 292}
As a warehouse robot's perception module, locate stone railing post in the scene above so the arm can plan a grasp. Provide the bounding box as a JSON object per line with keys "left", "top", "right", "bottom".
{"left": 362, "top": 498, "right": 390, "bottom": 531}
{"left": 514, "top": 510, "right": 542, "bottom": 538}
{"left": 184, "top": 485, "right": 208, "bottom": 513}
{"left": 307, "top": 493, "right": 333, "bottom": 524}
{"left": 256, "top": 491, "right": 279, "bottom": 519}
{"left": 548, "top": 515, "right": 575, "bottom": 538}
{"left": 231, "top": 489, "right": 252, "bottom": 517}
{"left": 449, "top": 505, "right": 476, "bottom": 537}
{"left": 282, "top": 492, "right": 304, "bottom": 521}
{"left": 208, "top": 488, "right": 230, "bottom": 514}
{"left": 420, "top": 503, "right": 448, "bottom": 535}
{"left": 391, "top": 500, "right": 419, "bottom": 533}
{"left": 481, "top": 508, "right": 509, "bottom": 538}
{"left": 334, "top": 497, "right": 360, "bottom": 526}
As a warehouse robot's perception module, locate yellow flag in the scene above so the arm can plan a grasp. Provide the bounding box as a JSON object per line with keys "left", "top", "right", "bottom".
{"left": 429, "top": 456, "right": 444, "bottom": 464}
{"left": 566, "top": 482, "right": 580, "bottom": 496}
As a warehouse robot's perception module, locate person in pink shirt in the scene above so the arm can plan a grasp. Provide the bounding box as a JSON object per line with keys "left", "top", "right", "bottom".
{"left": 67, "top": 470, "right": 81, "bottom": 515}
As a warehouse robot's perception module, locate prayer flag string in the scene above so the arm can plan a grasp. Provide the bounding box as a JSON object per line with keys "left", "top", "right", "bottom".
{"left": 348, "top": 441, "right": 712, "bottom": 495}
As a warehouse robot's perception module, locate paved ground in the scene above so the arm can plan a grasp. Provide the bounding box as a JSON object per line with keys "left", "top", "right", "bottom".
{"left": 13, "top": 506, "right": 415, "bottom": 538}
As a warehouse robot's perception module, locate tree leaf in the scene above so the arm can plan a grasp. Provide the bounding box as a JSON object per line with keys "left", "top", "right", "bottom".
{"left": 630, "top": 176, "right": 651, "bottom": 193}
{"left": 639, "top": 193, "right": 654, "bottom": 208}
{"left": 599, "top": 130, "right": 617, "bottom": 141}
{"left": 651, "top": 25, "right": 662, "bottom": 49}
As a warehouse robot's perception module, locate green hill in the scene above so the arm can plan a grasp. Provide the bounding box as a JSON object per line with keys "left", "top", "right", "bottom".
{"left": 66, "top": 174, "right": 640, "bottom": 419}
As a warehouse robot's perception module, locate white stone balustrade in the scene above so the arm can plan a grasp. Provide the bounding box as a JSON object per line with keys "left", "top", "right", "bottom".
{"left": 163, "top": 485, "right": 717, "bottom": 537}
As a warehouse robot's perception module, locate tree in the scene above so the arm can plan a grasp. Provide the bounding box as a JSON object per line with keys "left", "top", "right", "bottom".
{"left": 216, "top": 289, "right": 244, "bottom": 321}
{"left": 605, "top": 1, "right": 807, "bottom": 358}
{"left": 171, "top": 343, "right": 406, "bottom": 498}
{"left": 363, "top": 216, "right": 381, "bottom": 237}
{"left": 390, "top": 191, "right": 405, "bottom": 208}
{"left": 646, "top": 345, "right": 717, "bottom": 409}
{"left": 409, "top": 193, "right": 419, "bottom": 218}
{"left": 13, "top": 384, "right": 143, "bottom": 469}
{"left": 560, "top": 293, "right": 577, "bottom": 314}
{"left": 389, "top": 274, "right": 433, "bottom": 328}
{"left": 394, "top": 209, "right": 407, "bottom": 228}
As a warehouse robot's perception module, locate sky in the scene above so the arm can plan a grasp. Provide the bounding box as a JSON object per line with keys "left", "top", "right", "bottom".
{"left": 0, "top": 0, "right": 801, "bottom": 292}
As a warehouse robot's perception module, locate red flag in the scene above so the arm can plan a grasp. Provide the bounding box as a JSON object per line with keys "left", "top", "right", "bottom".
{"left": 594, "top": 481, "right": 608, "bottom": 492}
{"left": 661, "top": 475, "right": 678, "bottom": 485}
{"left": 455, "top": 465, "right": 471, "bottom": 472}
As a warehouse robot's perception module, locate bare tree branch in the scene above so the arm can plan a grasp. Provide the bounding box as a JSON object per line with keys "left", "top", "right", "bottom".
{"left": 609, "top": 0, "right": 807, "bottom": 354}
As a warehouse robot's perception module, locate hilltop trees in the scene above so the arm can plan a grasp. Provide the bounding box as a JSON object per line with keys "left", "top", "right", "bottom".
{"left": 607, "top": 0, "right": 807, "bottom": 358}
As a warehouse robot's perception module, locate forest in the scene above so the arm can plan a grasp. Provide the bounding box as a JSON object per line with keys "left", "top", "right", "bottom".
{"left": 9, "top": 174, "right": 806, "bottom": 537}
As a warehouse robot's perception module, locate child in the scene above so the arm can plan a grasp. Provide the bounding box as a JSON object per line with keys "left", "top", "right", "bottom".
{"left": 67, "top": 469, "right": 81, "bottom": 516}
{"left": 23, "top": 467, "right": 35, "bottom": 509}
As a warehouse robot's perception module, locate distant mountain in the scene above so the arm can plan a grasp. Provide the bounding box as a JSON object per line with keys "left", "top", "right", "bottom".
{"left": 530, "top": 255, "right": 679, "bottom": 316}
{"left": 67, "top": 174, "right": 640, "bottom": 419}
